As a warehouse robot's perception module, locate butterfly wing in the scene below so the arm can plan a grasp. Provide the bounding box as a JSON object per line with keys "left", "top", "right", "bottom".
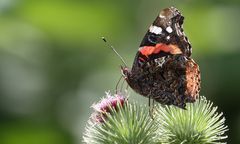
{"left": 185, "top": 58, "right": 201, "bottom": 101}
{"left": 122, "top": 7, "right": 201, "bottom": 109}
{"left": 134, "top": 7, "right": 192, "bottom": 68}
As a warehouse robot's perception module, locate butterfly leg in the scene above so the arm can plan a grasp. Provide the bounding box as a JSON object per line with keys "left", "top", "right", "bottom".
{"left": 151, "top": 99, "right": 156, "bottom": 119}
{"left": 152, "top": 99, "right": 155, "bottom": 112}
{"left": 148, "top": 94, "right": 154, "bottom": 119}
{"left": 115, "top": 75, "right": 123, "bottom": 94}
{"left": 120, "top": 76, "right": 126, "bottom": 92}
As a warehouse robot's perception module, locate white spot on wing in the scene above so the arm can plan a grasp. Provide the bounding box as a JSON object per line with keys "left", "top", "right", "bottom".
{"left": 166, "top": 26, "right": 173, "bottom": 33}
{"left": 149, "top": 25, "right": 162, "bottom": 35}
{"left": 166, "top": 36, "right": 170, "bottom": 40}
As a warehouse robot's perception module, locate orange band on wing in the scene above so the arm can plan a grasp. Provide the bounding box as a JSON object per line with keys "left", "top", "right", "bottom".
{"left": 139, "top": 43, "right": 182, "bottom": 58}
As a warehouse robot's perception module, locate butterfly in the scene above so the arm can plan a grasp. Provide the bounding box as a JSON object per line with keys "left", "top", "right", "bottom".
{"left": 121, "top": 7, "right": 201, "bottom": 109}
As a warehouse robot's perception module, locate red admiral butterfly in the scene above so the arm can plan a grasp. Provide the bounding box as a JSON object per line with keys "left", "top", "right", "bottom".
{"left": 121, "top": 7, "right": 201, "bottom": 109}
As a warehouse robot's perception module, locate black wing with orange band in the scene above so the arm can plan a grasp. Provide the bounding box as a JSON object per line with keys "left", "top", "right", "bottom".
{"left": 136, "top": 7, "right": 192, "bottom": 64}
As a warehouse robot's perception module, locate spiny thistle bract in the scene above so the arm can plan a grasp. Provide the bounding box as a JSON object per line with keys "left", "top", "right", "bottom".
{"left": 83, "top": 93, "right": 228, "bottom": 144}
{"left": 156, "top": 96, "right": 228, "bottom": 144}
{"left": 83, "top": 92, "right": 158, "bottom": 144}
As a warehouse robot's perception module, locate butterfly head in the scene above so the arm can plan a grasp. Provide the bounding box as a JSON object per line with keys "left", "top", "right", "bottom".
{"left": 121, "top": 66, "right": 134, "bottom": 87}
{"left": 121, "top": 66, "right": 130, "bottom": 78}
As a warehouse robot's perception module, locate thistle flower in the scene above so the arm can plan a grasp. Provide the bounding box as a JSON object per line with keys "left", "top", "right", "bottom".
{"left": 90, "top": 92, "right": 126, "bottom": 123}
{"left": 83, "top": 94, "right": 228, "bottom": 144}
{"left": 83, "top": 92, "right": 158, "bottom": 144}
{"left": 156, "top": 96, "right": 228, "bottom": 144}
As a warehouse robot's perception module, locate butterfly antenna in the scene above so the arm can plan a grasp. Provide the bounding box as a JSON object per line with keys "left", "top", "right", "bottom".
{"left": 101, "top": 37, "right": 127, "bottom": 67}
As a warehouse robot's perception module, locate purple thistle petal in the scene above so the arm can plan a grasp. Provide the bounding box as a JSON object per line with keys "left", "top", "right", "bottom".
{"left": 91, "top": 92, "right": 127, "bottom": 123}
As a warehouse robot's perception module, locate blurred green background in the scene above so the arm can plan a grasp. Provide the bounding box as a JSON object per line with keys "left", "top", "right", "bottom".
{"left": 0, "top": 0, "right": 239, "bottom": 144}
